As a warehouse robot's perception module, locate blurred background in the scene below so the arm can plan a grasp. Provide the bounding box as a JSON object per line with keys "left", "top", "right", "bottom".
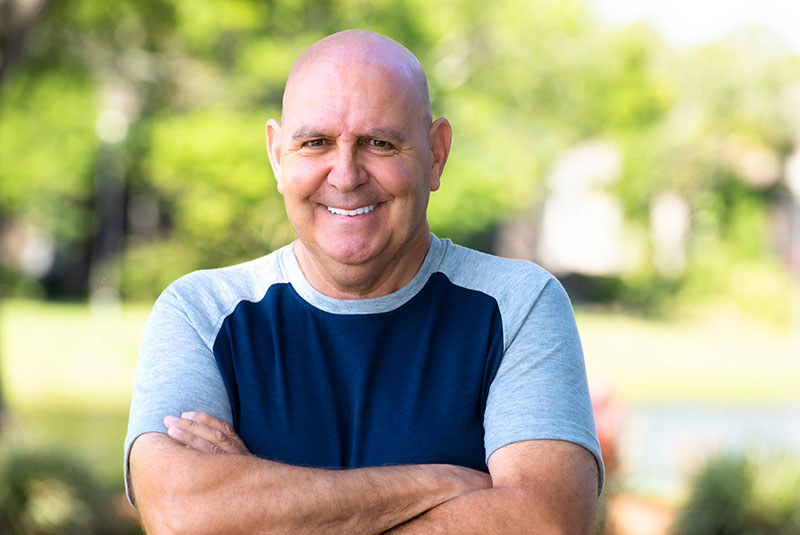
{"left": 1, "top": 0, "right": 799, "bottom": 533}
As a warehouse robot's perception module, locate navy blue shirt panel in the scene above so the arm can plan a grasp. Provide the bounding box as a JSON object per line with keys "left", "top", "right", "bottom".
{"left": 213, "top": 272, "right": 504, "bottom": 472}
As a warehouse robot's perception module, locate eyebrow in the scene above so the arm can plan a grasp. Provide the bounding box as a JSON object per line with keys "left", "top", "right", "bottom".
{"left": 362, "top": 128, "right": 406, "bottom": 143}
{"left": 291, "top": 127, "right": 407, "bottom": 143}
{"left": 291, "top": 128, "right": 327, "bottom": 141}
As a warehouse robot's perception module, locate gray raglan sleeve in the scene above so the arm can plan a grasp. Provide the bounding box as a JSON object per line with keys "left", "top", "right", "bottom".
{"left": 483, "top": 275, "right": 604, "bottom": 491}
{"left": 123, "top": 284, "right": 233, "bottom": 505}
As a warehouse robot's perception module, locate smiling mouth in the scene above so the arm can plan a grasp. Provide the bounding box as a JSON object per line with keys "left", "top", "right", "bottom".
{"left": 326, "top": 204, "right": 377, "bottom": 217}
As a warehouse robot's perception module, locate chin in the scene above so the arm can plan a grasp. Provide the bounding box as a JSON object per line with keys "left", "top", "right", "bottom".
{"left": 326, "top": 246, "right": 380, "bottom": 266}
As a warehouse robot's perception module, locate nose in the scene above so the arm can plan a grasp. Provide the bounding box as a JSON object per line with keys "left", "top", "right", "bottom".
{"left": 327, "top": 143, "right": 368, "bottom": 192}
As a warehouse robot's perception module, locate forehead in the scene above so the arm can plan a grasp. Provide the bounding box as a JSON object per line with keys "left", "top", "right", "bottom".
{"left": 282, "top": 57, "right": 424, "bottom": 135}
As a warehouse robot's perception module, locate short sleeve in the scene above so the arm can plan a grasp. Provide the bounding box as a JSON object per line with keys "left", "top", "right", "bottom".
{"left": 483, "top": 277, "right": 604, "bottom": 492}
{"left": 123, "top": 284, "right": 233, "bottom": 506}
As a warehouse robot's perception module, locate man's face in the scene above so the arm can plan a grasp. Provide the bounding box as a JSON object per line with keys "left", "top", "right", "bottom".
{"left": 268, "top": 57, "right": 444, "bottom": 286}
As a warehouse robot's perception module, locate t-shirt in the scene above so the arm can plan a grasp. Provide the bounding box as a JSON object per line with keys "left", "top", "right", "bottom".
{"left": 124, "top": 235, "right": 603, "bottom": 502}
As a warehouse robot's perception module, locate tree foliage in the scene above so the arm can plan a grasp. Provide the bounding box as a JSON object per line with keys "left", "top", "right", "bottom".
{"left": 1, "top": 0, "right": 799, "bottom": 314}
{"left": 672, "top": 450, "right": 800, "bottom": 535}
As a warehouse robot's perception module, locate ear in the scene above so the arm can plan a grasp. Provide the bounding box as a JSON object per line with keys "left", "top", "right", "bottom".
{"left": 265, "top": 118, "right": 284, "bottom": 192}
{"left": 428, "top": 117, "right": 452, "bottom": 192}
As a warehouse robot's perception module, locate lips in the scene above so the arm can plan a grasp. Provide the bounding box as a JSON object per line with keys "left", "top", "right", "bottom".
{"left": 326, "top": 204, "right": 377, "bottom": 216}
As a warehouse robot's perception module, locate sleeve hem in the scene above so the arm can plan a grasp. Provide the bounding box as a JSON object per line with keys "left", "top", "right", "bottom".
{"left": 485, "top": 424, "right": 605, "bottom": 495}
{"left": 123, "top": 429, "right": 168, "bottom": 508}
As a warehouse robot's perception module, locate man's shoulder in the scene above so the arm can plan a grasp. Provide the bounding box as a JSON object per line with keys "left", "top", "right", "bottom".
{"left": 436, "top": 239, "right": 557, "bottom": 301}
{"left": 152, "top": 245, "right": 292, "bottom": 338}
{"left": 169, "top": 247, "right": 287, "bottom": 300}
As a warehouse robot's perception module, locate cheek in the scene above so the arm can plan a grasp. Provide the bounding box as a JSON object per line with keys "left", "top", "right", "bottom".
{"left": 281, "top": 160, "right": 327, "bottom": 197}
{"left": 372, "top": 160, "right": 427, "bottom": 195}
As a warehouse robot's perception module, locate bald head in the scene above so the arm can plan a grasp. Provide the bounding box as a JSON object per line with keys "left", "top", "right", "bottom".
{"left": 264, "top": 30, "right": 453, "bottom": 297}
{"left": 283, "top": 30, "right": 432, "bottom": 125}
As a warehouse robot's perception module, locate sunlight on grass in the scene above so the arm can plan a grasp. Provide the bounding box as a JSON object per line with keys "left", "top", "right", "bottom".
{"left": 0, "top": 300, "right": 151, "bottom": 488}
{"left": 0, "top": 300, "right": 150, "bottom": 411}
{"left": 578, "top": 308, "right": 800, "bottom": 403}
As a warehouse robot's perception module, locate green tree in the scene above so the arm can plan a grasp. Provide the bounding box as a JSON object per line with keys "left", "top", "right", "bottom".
{"left": 1, "top": 0, "right": 798, "bottom": 320}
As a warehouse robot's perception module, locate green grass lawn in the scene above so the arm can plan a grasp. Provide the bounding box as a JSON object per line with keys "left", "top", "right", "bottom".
{"left": 0, "top": 299, "right": 150, "bottom": 489}
{"left": 1, "top": 298, "right": 798, "bottom": 492}
{"left": 577, "top": 308, "right": 800, "bottom": 403}
{"left": 0, "top": 299, "right": 148, "bottom": 411}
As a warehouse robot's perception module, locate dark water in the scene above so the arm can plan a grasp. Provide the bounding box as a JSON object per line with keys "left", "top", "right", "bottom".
{"left": 618, "top": 403, "right": 800, "bottom": 497}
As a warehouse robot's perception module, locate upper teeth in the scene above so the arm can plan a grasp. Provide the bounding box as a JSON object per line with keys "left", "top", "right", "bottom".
{"left": 327, "top": 204, "right": 376, "bottom": 216}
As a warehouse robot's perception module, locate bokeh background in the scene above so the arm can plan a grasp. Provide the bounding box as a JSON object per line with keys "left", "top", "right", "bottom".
{"left": 1, "top": 0, "right": 799, "bottom": 533}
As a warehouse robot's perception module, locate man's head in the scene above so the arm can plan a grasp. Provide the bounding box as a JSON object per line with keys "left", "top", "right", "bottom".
{"left": 266, "top": 30, "right": 451, "bottom": 298}
{"left": 284, "top": 30, "right": 433, "bottom": 126}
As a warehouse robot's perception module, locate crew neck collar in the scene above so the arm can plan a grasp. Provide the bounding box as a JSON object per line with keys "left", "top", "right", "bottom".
{"left": 279, "top": 234, "right": 447, "bottom": 314}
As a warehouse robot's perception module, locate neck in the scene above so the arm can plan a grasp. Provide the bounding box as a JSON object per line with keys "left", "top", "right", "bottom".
{"left": 293, "top": 231, "right": 432, "bottom": 300}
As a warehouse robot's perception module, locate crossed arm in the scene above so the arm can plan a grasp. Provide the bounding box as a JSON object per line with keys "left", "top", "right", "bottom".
{"left": 130, "top": 412, "right": 599, "bottom": 534}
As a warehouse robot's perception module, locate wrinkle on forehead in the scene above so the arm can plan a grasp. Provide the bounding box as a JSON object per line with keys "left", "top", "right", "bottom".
{"left": 283, "top": 30, "right": 432, "bottom": 124}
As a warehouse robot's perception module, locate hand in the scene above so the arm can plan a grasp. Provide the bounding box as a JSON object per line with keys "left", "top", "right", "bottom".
{"left": 163, "top": 411, "right": 251, "bottom": 455}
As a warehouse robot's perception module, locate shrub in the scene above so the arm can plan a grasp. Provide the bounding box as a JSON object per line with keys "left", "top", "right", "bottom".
{"left": 671, "top": 450, "right": 800, "bottom": 535}
{"left": 0, "top": 441, "right": 139, "bottom": 535}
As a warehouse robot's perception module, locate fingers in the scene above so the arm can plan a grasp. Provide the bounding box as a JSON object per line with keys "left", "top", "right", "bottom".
{"left": 163, "top": 412, "right": 250, "bottom": 455}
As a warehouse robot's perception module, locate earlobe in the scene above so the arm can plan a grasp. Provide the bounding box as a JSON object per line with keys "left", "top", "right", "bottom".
{"left": 428, "top": 117, "right": 452, "bottom": 192}
{"left": 265, "top": 118, "right": 283, "bottom": 192}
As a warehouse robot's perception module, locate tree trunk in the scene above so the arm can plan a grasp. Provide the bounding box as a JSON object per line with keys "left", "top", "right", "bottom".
{"left": 0, "top": 0, "right": 48, "bottom": 432}
{"left": 0, "top": 281, "right": 6, "bottom": 432}
{"left": 0, "top": 0, "right": 47, "bottom": 84}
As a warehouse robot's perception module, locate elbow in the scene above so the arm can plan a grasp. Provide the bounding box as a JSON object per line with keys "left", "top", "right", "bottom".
{"left": 137, "top": 483, "right": 218, "bottom": 535}
{"left": 541, "top": 500, "right": 597, "bottom": 535}
{"left": 130, "top": 434, "right": 220, "bottom": 535}
{"left": 139, "top": 514, "right": 181, "bottom": 535}
{"left": 503, "top": 486, "right": 597, "bottom": 535}
{"left": 133, "top": 469, "right": 215, "bottom": 535}
{"left": 139, "top": 498, "right": 210, "bottom": 535}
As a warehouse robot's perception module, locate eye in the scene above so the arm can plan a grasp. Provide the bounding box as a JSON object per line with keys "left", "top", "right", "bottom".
{"left": 366, "top": 139, "right": 391, "bottom": 150}
{"left": 304, "top": 139, "right": 327, "bottom": 148}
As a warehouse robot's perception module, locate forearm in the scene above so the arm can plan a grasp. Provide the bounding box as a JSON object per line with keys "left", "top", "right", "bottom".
{"left": 385, "top": 486, "right": 512, "bottom": 534}
{"left": 388, "top": 440, "right": 599, "bottom": 535}
{"left": 386, "top": 486, "right": 571, "bottom": 534}
{"left": 131, "top": 433, "right": 487, "bottom": 535}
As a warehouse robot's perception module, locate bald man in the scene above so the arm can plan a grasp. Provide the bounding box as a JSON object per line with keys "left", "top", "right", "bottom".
{"left": 126, "top": 30, "right": 603, "bottom": 534}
